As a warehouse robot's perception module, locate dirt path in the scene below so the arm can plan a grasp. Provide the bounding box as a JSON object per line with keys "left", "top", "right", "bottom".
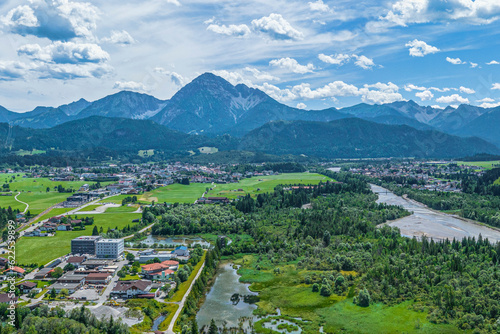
{"left": 14, "top": 192, "right": 29, "bottom": 213}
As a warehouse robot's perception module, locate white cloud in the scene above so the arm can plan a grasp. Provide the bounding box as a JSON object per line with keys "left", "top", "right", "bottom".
{"left": 101, "top": 30, "right": 136, "bottom": 45}
{"left": 380, "top": 0, "right": 500, "bottom": 26}
{"left": 269, "top": 57, "right": 314, "bottom": 74}
{"left": 0, "top": 61, "right": 31, "bottom": 81}
{"left": 36, "top": 62, "right": 112, "bottom": 79}
{"left": 251, "top": 14, "right": 303, "bottom": 40}
{"left": 415, "top": 90, "right": 434, "bottom": 101}
{"left": 459, "top": 86, "right": 475, "bottom": 94}
{"left": 477, "top": 97, "right": 495, "bottom": 103}
{"left": 292, "top": 81, "right": 360, "bottom": 100}
{"left": 154, "top": 68, "right": 186, "bottom": 86}
{"left": 296, "top": 102, "right": 307, "bottom": 109}
{"left": 492, "top": 83, "right": 500, "bottom": 90}
{"left": 113, "top": 81, "right": 147, "bottom": 92}
{"left": 308, "top": 0, "right": 330, "bottom": 12}
{"left": 207, "top": 23, "right": 251, "bottom": 37}
{"left": 404, "top": 84, "right": 427, "bottom": 91}
{"left": 431, "top": 105, "right": 444, "bottom": 109}
{"left": 318, "top": 53, "right": 351, "bottom": 65}
{"left": 2, "top": 0, "right": 100, "bottom": 41}
{"left": 405, "top": 39, "right": 439, "bottom": 57}
{"left": 353, "top": 55, "right": 375, "bottom": 69}
{"left": 436, "top": 94, "right": 469, "bottom": 104}
{"left": 469, "top": 62, "right": 478, "bottom": 68}
{"left": 243, "top": 67, "right": 279, "bottom": 81}
{"left": 18, "top": 42, "right": 109, "bottom": 64}
{"left": 446, "top": 57, "right": 465, "bottom": 65}
{"left": 211, "top": 70, "right": 252, "bottom": 87}
{"left": 166, "top": 0, "right": 181, "bottom": 6}
{"left": 487, "top": 60, "right": 500, "bottom": 65}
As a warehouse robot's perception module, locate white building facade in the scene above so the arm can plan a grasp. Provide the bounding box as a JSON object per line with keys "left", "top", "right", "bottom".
{"left": 95, "top": 239, "right": 124, "bottom": 259}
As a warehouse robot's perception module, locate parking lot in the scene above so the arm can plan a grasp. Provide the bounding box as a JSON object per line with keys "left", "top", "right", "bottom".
{"left": 70, "top": 288, "right": 100, "bottom": 301}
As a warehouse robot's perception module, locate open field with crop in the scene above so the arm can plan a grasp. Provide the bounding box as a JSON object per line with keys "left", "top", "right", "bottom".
{"left": 141, "top": 183, "right": 209, "bottom": 204}
{"left": 454, "top": 160, "right": 500, "bottom": 169}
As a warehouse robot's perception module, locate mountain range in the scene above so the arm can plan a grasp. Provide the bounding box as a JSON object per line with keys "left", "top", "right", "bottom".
{"left": 1, "top": 72, "right": 500, "bottom": 159}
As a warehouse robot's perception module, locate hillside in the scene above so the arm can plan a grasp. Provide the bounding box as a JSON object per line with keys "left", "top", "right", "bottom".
{"left": 238, "top": 118, "right": 500, "bottom": 158}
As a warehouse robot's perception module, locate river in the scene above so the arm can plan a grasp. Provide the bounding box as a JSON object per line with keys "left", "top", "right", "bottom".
{"left": 371, "top": 184, "right": 500, "bottom": 243}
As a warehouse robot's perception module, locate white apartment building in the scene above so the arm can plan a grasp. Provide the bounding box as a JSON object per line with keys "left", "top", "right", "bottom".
{"left": 95, "top": 239, "right": 124, "bottom": 259}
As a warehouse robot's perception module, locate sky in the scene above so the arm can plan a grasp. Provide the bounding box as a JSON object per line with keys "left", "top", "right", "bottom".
{"left": 2, "top": 0, "right": 500, "bottom": 112}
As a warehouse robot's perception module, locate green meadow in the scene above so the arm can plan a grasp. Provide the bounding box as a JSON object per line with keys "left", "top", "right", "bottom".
{"left": 141, "top": 183, "right": 209, "bottom": 204}
{"left": 207, "top": 173, "right": 333, "bottom": 199}
{"left": 454, "top": 160, "right": 500, "bottom": 169}
{"left": 16, "top": 212, "right": 141, "bottom": 265}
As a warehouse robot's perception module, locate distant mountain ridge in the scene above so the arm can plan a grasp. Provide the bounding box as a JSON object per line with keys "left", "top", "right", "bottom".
{"left": 0, "top": 72, "right": 499, "bottom": 146}
{"left": 0, "top": 116, "right": 497, "bottom": 159}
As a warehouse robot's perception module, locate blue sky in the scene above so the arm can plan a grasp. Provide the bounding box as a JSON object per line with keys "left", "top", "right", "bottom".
{"left": 2, "top": 0, "right": 500, "bottom": 112}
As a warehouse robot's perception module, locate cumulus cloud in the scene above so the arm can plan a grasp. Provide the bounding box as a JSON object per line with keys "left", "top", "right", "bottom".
{"left": 101, "top": 30, "right": 136, "bottom": 45}
{"left": 296, "top": 102, "right": 307, "bottom": 109}
{"left": 1, "top": 0, "right": 99, "bottom": 41}
{"left": 318, "top": 53, "right": 351, "bottom": 65}
{"left": 405, "top": 39, "right": 440, "bottom": 57}
{"left": 404, "top": 84, "right": 456, "bottom": 92}
{"left": 154, "top": 68, "right": 186, "bottom": 86}
{"left": 477, "top": 98, "right": 500, "bottom": 108}
{"left": 436, "top": 94, "right": 469, "bottom": 104}
{"left": 415, "top": 90, "right": 434, "bottom": 101}
{"left": 380, "top": 0, "right": 500, "bottom": 26}
{"left": 251, "top": 14, "right": 303, "bottom": 40}
{"left": 487, "top": 60, "right": 500, "bottom": 65}
{"left": 207, "top": 23, "right": 251, "bottom": 37}
{"left": 113, "top": 81, "right": 147, "bottom": 92}
{"left": 308, "top": 0, "right": 330, "bottom": 12}
{"left": 492, "top": 83, "right": 500, "bottom": 90}
{"left": 36, "top": 62, "right": 112, "bottom": 79}
{"left": 269, "top": 57, "right": 314, "bottom": 74}
{"left": 446, "top": 57, "right": 465, "bottom": 65}
{"left": 18, "top": 42, "right": 109, "bottom": 64}
{"left": 469, "top": 62, "right": 478, "bottom": 68}
{"left": 353, "top": 55, "right": 375, "bottom": 69}
{"left": 477, "top": 97, "right": 495, "bottom": 103}
{"left": 0, "top": 61, "right": 31, "bottom": 81}
{"left": 459, "top": 86, "right": 475, "bottom": 94}
{"left": 166, "top": 0, "right": 181, "bottom": 6}
{"left": 256, "top": 79, "right": 403, "bottom": 104}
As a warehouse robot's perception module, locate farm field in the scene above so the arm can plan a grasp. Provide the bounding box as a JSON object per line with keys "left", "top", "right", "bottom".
{"left": 16, "top": 212, "right": 141, "bottom": 265}
{"left": 141, "top": 183, "right": 209, "bottom": 204}
{"left": 207, "top": 172, "right": 333, "bottom": 199}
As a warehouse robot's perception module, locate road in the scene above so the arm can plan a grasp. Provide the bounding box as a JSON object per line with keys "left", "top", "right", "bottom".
{"left": 165, "top": 262, "right": 206, "bottom": 334}
{"left": 121, "top": 223, "right": 155, "bottom": 240}
{"left": 97, "top": 258, "right": 128, "bottom": 304}
{"left": 195, "top": 182, "right": 216, "bottom": 204}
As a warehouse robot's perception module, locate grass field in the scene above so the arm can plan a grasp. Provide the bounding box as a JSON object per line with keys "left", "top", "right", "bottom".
{"left": 16, "top": 212, "right": 141, "bottom": 265}
{"left": 0, "top": 174, "right": 109, "bottom": 214}
{"left": 138, "top": 149, "right": 155, "bottom": 157}
{"left": 454, "top": 160, "right": 500, "bottom": 169}
{"left": 169, "top": 251, "right": 206, "bottom": 303}
{"left": 207, "top": 173, "right": 333, "bottom": 199}
{"left": 233, "top": 254, "right": 455, "bottom": 334}
{"left": 141, "top": 183, "right": 209, "bottom": 204}
{"left": 14, "top": 149, "right": 46, "bottom": 156}
{"left": 494, "top": 177, "right": 500, "bottom": 185}
{"left": 198, "top": 146, "right": 218, "bottom": 154}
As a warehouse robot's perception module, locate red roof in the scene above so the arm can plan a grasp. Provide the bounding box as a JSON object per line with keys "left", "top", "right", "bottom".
{"left": 5, "top": 266, "right": 25, "bottom": 274}
{"left": 161, "top": 260, "right": 179, "bottom": 266}
{"left": 142, "top": 263, "right": 168, "bottom": 272}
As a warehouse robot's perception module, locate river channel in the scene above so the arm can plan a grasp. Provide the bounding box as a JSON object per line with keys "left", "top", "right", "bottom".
{"left": 371, "top": 184, "right": 500, "bottom": 243}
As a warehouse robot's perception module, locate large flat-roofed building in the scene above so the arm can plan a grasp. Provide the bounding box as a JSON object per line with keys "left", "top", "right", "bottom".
{"left": 71, "top": 236, "right": 102, "bottom": 255}
{"left": 96, "top": 239, "right": 124, "bottom": 259}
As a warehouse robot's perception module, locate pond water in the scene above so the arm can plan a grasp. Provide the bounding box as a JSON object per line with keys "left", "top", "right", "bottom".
{"left": 371, "top": 184, "right": 500, "bottom": 243}
{"left": 261, "top": 318, "right": 303, "bottom": 334}
{"left": 196, "top": 262, "right": 258, "bottom": 329}
{"left": 151, "top": 315, "right": 166, "bottom": 331}
{"left": 129, "top": 235, "right": 211, "bottom": 248}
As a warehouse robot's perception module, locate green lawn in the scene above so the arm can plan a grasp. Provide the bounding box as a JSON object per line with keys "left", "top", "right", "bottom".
{"left": 169, "top": 252, "right": 206, "bottom": 303}
{"left": 207, "top": 173, "right": 333, "bottom": 199}
{"left": 141, "top": 183, "right": 209, "bottom": 204}
{"left": 494, "top": 177, "right": 500, "bottom": 185}
{"left": 16, "top": 212, "right": 141, "bottom": 265}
